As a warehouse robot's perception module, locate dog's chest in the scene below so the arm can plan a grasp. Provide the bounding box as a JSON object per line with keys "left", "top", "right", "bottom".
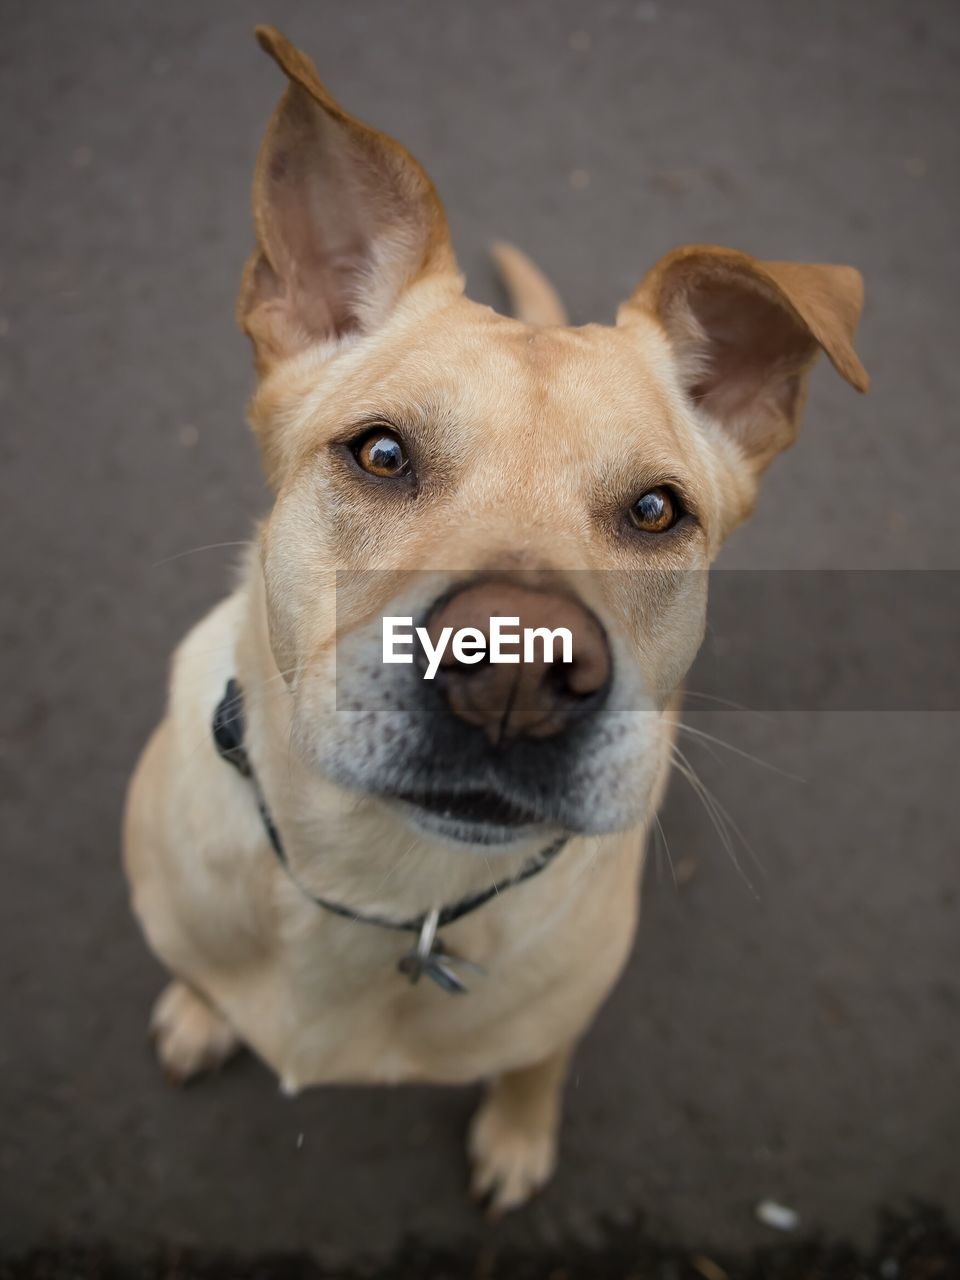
{"left": 215, "top": 856, "right": 639, "bottom": 1089}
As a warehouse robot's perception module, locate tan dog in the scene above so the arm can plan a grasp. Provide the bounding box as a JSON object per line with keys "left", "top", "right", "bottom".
{"left": 123, "top": 26, "right": 868, "bottom": 1213}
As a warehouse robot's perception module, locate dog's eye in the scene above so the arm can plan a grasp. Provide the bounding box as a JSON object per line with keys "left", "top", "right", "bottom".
{"left": 628, "top": 486, "right": 679, "bottom": 533}
{"left": 353, "top": 428, "right": 410, "bottom": 479}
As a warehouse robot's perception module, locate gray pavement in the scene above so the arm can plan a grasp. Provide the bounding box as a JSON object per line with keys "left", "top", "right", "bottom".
{"left": 1, "top": 0, "right": 958, "bottom": 1267}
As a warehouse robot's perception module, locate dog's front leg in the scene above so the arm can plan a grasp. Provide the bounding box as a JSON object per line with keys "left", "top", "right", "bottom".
{"left": 149, "top": 979, "right": 240, "bottom": 1085}
{"left": 467, "top": 1043, "right": 573, "bottom": 1215}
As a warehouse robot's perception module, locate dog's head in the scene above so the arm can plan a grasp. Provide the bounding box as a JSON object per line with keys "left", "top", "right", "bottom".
{"left": 240, "top": 27, "right": 868, "bottom": 849}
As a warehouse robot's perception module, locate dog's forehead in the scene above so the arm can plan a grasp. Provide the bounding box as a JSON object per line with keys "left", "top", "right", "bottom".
{"left": 322, "top": 301, "right": 690, "bottom": 452}
{"left": 257, "top": 294, "right": 715, "bottom": 508}
{"left": 454, "top": 315, "right": 674, "bottom": 421}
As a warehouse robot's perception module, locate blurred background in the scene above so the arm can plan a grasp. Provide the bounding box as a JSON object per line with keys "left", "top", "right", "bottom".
{"left": 1, "top": 1, "right": 958, "bottom": 1273}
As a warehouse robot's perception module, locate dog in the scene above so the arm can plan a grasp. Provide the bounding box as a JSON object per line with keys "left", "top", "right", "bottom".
{"left": 123, "top": 25, "right": 868, "bottom": 1214}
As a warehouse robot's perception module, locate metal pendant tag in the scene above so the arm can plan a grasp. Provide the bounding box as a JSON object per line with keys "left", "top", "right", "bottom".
{"left": 397, "top": 908, "right": 484, "bottom": 995}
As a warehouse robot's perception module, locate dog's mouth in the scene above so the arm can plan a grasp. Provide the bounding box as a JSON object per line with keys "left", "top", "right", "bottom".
{"left": 384, "top": 785, "right": 552, "bottom": 845}
{"left": 393, "top": 787, "right": 542, "bottom": 828}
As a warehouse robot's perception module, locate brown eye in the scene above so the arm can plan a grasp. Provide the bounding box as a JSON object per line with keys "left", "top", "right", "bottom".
{"left": 354, "top": 429, "right": 410, "bottom": 479}
{"left": 629, "top": 486, "right": 678, "bottom": 533}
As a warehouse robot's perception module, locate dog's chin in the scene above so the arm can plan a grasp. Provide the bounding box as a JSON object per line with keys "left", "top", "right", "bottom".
{"left": 383, "top": 791, "right": 557, "bottom": 851}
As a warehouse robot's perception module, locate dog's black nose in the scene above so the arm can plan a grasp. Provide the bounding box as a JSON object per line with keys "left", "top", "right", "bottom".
{"left": 425, "top": 582, "right": 611, "bottom": 746}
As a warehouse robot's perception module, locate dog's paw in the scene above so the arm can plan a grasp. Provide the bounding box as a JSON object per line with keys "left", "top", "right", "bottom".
{"left": 467, "top": 1091, "right": 558, "bottom": 1216}
{"left": 149, "top": 980, "right": 239, "bottom": 1085}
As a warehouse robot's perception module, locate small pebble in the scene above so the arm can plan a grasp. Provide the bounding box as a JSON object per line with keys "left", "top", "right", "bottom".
{"left": 691, "top": 1256, "right": 728, "bottom": 1280}
{"left": 675, "top": 854, "right": 699, "bottom": 887}
{"left": 755, "top": 1199, "right": 800, "bottom": 1231}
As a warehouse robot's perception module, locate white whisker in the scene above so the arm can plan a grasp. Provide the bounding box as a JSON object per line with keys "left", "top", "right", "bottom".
{"left": 654, "top": 813, "right": 677, "bottom": 892}
{"left": 670, "top": 744, "right": 761, "bottom": 898}
{"left": 151, "top": 540, "right": 254, "bottom": 568}
{"left": 676, "top": 721, "right": 805, "bottom": 782}
{"left": 681, "top": 690, "right": 772, "bottom": 720}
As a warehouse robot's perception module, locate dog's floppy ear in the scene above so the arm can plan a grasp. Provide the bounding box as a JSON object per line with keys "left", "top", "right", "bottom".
{"left": 238, "top": 26, "right": 458, "bottom": 372}
{"left": 619, "top": 245, "right": 868, "bottom": 472}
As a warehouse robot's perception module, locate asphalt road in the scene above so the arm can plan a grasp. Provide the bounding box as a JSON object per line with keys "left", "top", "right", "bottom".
{"left": 1, "top": 0, "right": 958, "bottom": 1269}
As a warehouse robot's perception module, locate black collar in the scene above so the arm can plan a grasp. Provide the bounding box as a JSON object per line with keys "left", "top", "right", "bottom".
{"left": 212, "top": 679, "right": 568, "bottom": 993}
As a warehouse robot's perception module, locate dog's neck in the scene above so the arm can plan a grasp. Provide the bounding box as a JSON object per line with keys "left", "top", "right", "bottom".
{"left": 230, "top": 562, "right": 588, "bottom": 922}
